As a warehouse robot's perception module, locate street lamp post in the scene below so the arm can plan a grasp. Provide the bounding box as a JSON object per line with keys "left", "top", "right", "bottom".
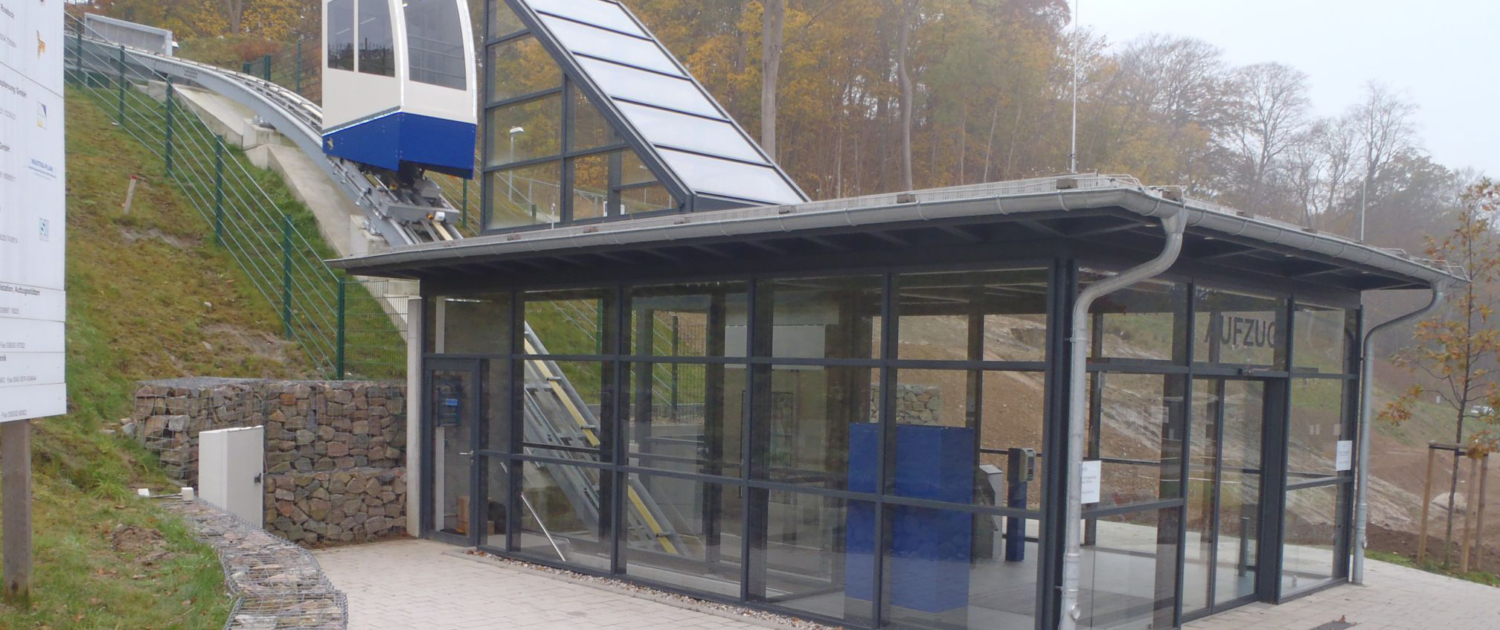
{"left": 508, "top": 126, "right": 525, "bottom": 202}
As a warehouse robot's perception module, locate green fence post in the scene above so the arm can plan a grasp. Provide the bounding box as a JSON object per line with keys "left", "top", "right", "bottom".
{"left": 295, "top": 41, "right": 303, "bottom": 94}
{"left": 670, "top": 315, "right": 680, "bottom": 420}
{"left": 73, "top": 24, "right": 83, "bottom": 86}
{"left": 116, "top": 45, "right": 126, "bottom": 125}
{"left": 262, "top": 54, "right": 272, "bottom": 81}
{"left": 213, "top": 136, "right": 226, "bottom": 245}
{"left": 163, "top": 78, "right": 176, "bottom": 177}
{"left": 336, "top": 276, "right": 347, "bottom": 380}
{"left": 282, "top": 216, "right": 294, "bottom": 339}
{"left": 462, "top": 179, "right": 469, "bottom": 228}
{"left": 242, "top": 61, "right": 251, "bottom": 75}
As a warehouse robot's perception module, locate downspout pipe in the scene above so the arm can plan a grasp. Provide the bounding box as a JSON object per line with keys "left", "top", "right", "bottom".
{"left": 1059, "top": 208, "right": 1188, "bottom": 628}
{"left": 1352, "top": 282, "right": 1445, "bottom": 584}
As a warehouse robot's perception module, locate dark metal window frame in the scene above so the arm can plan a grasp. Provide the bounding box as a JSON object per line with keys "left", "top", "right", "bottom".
{"left": 479, "top": 0, "right": 806, "bottom": 234}
{"left": 416, "top": 240, "right": 1367, "bottom": 629}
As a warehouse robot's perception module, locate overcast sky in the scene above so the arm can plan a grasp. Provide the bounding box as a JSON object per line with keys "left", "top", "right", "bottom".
{"left": 1080, "top": 0, "right": 1498, "bottom": 177}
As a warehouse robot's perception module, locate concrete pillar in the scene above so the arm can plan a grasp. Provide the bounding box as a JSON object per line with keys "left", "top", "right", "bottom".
{"left": 406, "top": 297, "right": 423, "bottom": 537}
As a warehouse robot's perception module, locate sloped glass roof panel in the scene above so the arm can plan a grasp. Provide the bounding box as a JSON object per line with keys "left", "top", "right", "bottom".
{"left": 616, "top": 102, "right": 767, "bottom": 164}
{"left": 527, "top": 0, "right": 645, "bottom": 37}
{"left": 508, "top": 0, "right": 809, "bottom": 208}
{"left": 659, "top": 149, "right": 803, "bottom": 205}
{"left": 574, "top": 58, "right": 721, "bottom": 118}
{"left": 539, "top": 15, "right": 683, "bottom": 76}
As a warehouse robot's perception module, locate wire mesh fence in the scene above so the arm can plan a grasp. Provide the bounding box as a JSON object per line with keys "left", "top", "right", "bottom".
{"left": 66, "top": 15, "right": 404, "bottom": 379}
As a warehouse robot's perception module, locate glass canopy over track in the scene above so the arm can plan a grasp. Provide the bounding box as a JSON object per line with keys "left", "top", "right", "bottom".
{"left": 482, "top": 0, "right": 806, "bottom": 231}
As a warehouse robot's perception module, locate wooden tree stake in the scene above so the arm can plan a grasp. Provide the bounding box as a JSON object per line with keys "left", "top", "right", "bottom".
{"left": 1419, "top": 444, "right": 1436, "bottom": 564}
{"left": 2, "top": 420, "right": 32, "bottom": 606}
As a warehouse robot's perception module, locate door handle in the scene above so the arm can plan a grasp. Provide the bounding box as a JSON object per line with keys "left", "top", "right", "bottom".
{"left": 459, "top": 451, "right": 473, "bottom": 457}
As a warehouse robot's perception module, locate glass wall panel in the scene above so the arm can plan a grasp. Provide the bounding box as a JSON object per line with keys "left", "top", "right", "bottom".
{"left": 1083, "top": 276, "right": 1187, "bottom": 363}
{"left": 620, "top": 151, "right": 656, "bottom": 186}
{"left": 488, "top": 0, "right": 525, "bottom": 39}
{"left": 569, "top": 152, "right": 614, "bottom": 220}
{"left": 765, "top": 275, "right": 882, "bottom": 360}
{"left": 1282, "top": 484, "right": 1341, "bottom": 594}
{"left": 519, "top": 358, "right": 611, "bottom": 453}
{"left": 628, "top": 282, "right": 749, "bottom": 358}
{"left": 1289, "top": 378, "right": 1347, "bottom": 483}
{"left": 879, "top": 509, "right": 1039, "bottom": 629}
{"left": 888, "top": 369, "right": 1046, "bottom": 511}
{"left": 755, "top": 365, "right": 875, "bottom": 491}
{"left": 488, "top": 161, "right": 562, "bottom": 228}
{"left": 485, "top": 358, "right": 513, "bottom": 453}
{"left": 756, "top": 494, "right": 876, "bottom": 625}
{"left": 1085, "top": 373, "right": 1185, "bottom": 509}
{"left": 524, "top": 288, "right": 614, "bottom": 356}
{"left": 567, "top": 150, "right": 665, "bottom": 219}
{"left": 487, "top": 95, "right": 562, "bottom": 166}
{"left": 1293, "top": 304, "right": 1353, "bottom": 374}
{"left": 488, "top": 36, "right": 561, "bottom": 103}
{"left": 1078, "top": 508, "right": 1181, "bottom": 629}
{"left": 1194, "top": 288, "right": 1287, "bottom": 369}
{"left": 627, "top": 362, "right": 744, "bottom": 478}
{"left": 483, "top": 455, "right": 510, "bottom": 549}
{"left": 433, "top": 293, "right": 512, "bottom": 354}
{"left": 896, "top": 269, "right": 1049, "bottom": 363}
{"left": 569, "top": 88, "right": 619, "bottom": 152}
{"left": 518, "top": 461, "right": 610, "bottom": 569}
{"left": 621, "top": 184, "right": 675, "bottom": 215}
{"left": 1184, "top": 379, "right": 1265, "bottom": 615}
{"left": 622, "top": 473, "right": 742, "bottom": 596}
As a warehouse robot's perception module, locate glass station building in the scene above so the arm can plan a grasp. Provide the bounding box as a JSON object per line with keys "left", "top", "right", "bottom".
{"left": 331, "top": 1, "right": 1463, "bottom": 628}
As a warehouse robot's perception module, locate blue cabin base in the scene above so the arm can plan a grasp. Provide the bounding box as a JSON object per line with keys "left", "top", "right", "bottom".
{"left": 323, "top": 112, "right": 476, "bottom": 179}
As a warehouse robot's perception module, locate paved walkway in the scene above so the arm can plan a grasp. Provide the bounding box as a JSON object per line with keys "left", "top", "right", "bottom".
{"left": 316, "top": 539, "right": 1500, "bottom": 630}
{"left": 1186, "top": 559, "right": 1500, "bottom": 630}
{"left": 313, "top": 539, "right": 767, "bottom": 630}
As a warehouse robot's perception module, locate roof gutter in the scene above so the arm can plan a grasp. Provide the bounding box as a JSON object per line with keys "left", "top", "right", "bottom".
{"left": 329, "top": 180, "right": 1456, "bottom": 288}
{"left": 1057, "top": 206, "right": 1188, "bottom": 629}
{"left": 1352, "top": 282, "right": 1446, "bottom": 584}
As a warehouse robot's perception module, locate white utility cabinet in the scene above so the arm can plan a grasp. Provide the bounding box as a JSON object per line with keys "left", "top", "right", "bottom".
{"left": 198, "top": 426, "right": 265, "bottom": 527}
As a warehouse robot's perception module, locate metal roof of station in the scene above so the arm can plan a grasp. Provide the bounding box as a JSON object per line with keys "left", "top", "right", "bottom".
{"left": 331, "top": 174, "right": 1466, "bottom": 293}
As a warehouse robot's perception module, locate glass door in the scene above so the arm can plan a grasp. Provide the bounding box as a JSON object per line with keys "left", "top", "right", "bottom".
{"left": 425, "top": 358, "right": 482, "bottom": 546}
{"left": 1184, "top": 378, "right": 1265, "bottom": 618}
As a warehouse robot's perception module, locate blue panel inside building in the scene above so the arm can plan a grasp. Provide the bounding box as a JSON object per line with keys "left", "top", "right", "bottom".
{"left": 324, "top": 113, "right": 476, "bottom": 178}
{"left": 846, "top": 424, "right": 975, "bottom": 613}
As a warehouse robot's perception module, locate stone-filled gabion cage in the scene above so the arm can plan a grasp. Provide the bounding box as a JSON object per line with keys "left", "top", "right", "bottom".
{"left": 130, "top": 378, "right": 407, "bottom": 546}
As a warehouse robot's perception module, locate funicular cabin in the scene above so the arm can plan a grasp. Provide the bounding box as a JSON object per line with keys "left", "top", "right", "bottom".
{"left": 329, "top": 1, "right": 1464, "bottom": 628}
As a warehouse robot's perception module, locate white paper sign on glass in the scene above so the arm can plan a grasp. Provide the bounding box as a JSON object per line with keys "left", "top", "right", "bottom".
{"left": 1336, "top": 440, "right": 1353, "bottom": 472}
{"left": 1081, "top": 460, "right": 1102, "bottom": 504}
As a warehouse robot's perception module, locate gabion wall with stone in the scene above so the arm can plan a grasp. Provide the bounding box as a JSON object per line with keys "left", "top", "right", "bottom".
{"left": 130, "top": 377, "right": 407, "bottom": 547}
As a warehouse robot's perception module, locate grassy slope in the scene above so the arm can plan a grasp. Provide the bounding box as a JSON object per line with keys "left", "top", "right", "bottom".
{"left": 0, "top": 89, "right": 313, "bottom": 628}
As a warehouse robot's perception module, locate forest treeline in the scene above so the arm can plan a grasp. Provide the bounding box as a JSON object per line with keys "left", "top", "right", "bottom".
{"left": 89, "top": 0, "right": 1481, "bottom": 257}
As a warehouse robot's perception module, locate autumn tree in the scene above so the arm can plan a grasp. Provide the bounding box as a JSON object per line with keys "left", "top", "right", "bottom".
{"left": 1384, "top": 178, "right": 1500, "bottom": 566}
